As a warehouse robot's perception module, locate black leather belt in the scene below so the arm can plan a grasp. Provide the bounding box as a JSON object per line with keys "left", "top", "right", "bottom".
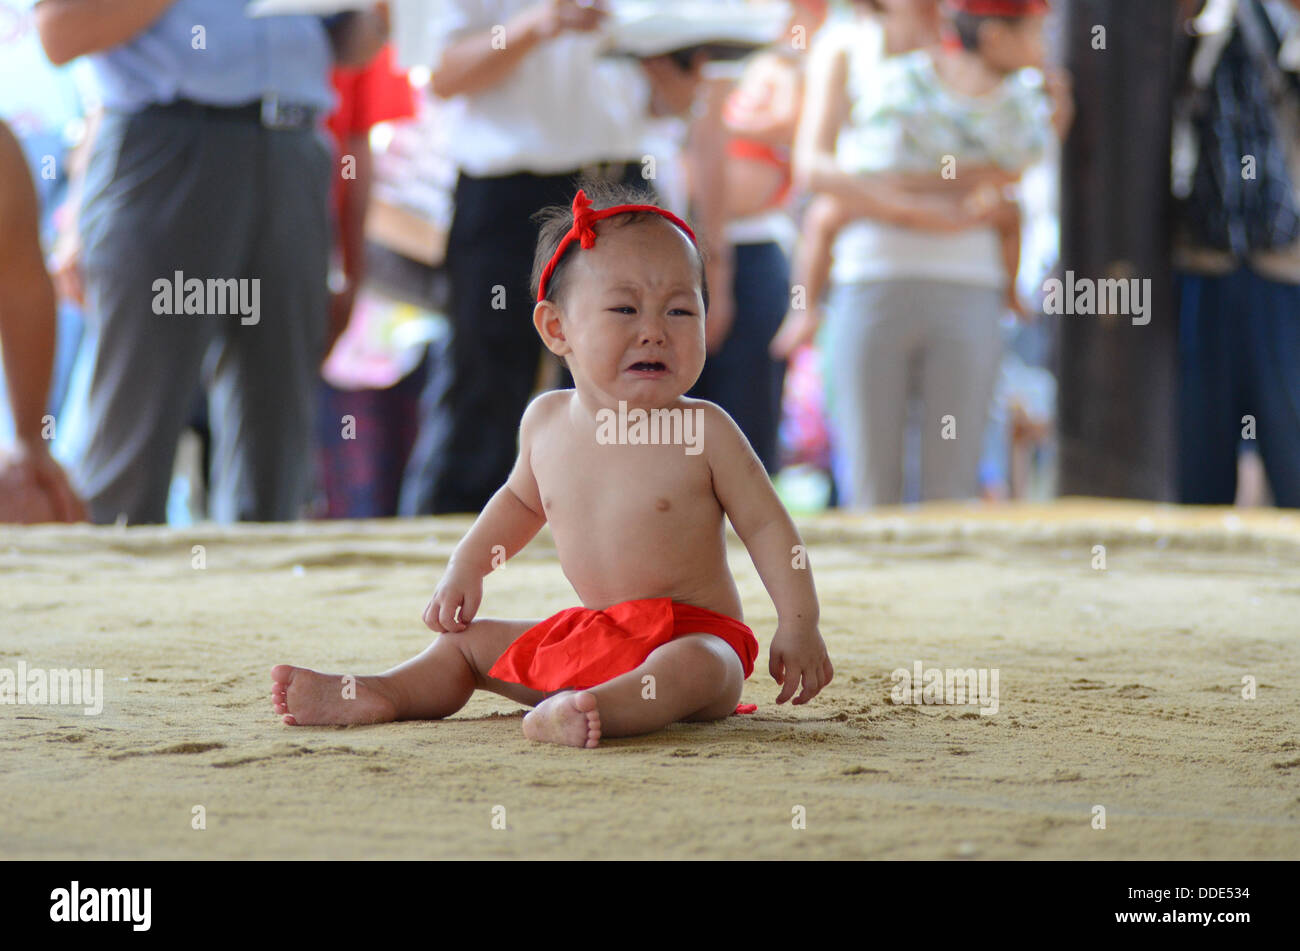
{"left": 576, "top": 159, "right": 638, "bottom": 183}
{"left": 142, "top": 97, "right": 319, "bottom": 131}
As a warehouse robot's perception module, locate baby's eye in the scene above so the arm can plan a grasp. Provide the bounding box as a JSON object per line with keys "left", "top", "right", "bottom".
{"left": 669, "top": 308, "right": 697, "bottom": 316}
{"left": 608, "top": 306, "right": 636, "bottom": 315}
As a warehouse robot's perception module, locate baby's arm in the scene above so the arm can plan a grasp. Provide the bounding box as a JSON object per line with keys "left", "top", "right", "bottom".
{"left": 423, "top": 393, "right": 553, "bottom": 632}
{"left": 704, "top": 405, "right": 832, "bottom": 704}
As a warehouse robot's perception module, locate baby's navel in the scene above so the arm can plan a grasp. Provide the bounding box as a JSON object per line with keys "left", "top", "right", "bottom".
{"left": 655, "top": 497, "right": 671, "bottom": 512}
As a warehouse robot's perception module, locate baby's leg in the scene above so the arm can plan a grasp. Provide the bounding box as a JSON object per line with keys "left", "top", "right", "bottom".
{"left": 271, "top": 617, "right": 545, "bottom": 725}
{"left": 522, "top": 633, "right": 744, "bottom": 748}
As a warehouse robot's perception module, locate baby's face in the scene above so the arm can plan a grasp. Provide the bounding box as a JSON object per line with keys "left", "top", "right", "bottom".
{"left": 981, "top": 15, "right": 1046, "bottom": 73}
{"left": 535, "top": 217, "right": 706, "bottom": 408}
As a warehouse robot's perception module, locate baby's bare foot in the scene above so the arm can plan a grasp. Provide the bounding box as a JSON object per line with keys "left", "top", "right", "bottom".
{"left": 270, "top": 664, "right": 398, "bottom": 726}
{"left": 522, "top": 690, "right": 601, "bottom": 749}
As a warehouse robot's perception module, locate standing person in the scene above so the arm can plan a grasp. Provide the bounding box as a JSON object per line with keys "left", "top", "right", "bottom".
{"left": 31, "top": 0, "right": 387, "bottom": 524}
{"left": 0, "top": 118, "right": 86, "bottom": 523}
{"left": 315, "top": 40, "right": 420, "bottom": 518}
{"left": 398, "top": 0, "right": 703, "bottom": 516}
{"left": 324, "top": 38, "right": 417, "bottom": 362}
{"left": 1173, "top": 0, "right": 1300, "bottom": 508}
{"left": 688, "top": 0, "right": 830, "bottom": 474}
{"left": 791, "top": 0, "right": 1064, "bottom": 508}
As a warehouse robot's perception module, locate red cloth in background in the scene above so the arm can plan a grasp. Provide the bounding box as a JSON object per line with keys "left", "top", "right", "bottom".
{"left": 488, "top": 597, "right": 760, "bottom": 694}
{"left": 327, "top": 44, "right": 416, "bottom": 146}
{"left": 326, "top": 44, "right": 416, "bottom": 219}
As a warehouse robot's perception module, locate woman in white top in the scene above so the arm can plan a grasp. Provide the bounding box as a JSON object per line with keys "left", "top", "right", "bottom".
{"left": 792, "top": 0, "right": 1049, "bottom": 507}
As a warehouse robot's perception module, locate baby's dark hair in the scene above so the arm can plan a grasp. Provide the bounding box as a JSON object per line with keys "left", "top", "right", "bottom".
{"left": 951, "top": 12, "right": 1019, "bottom": 52}
{"left": 529, "top": 179, "right": 710, "bottom": 312}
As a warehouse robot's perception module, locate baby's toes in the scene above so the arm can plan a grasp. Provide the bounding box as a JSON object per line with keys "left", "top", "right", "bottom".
{"left": 583, "top": 707, "right": 602, "bottom": 748}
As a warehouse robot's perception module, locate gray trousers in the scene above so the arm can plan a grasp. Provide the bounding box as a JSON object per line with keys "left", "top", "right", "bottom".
{"left": 64, "top": 108, "right": 331, "bottom": 524}
{"left": 825, "top": 279, "right": 1004, "bottom": 508}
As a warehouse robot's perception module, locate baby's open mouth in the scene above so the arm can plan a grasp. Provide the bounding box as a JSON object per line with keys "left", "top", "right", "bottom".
{"left": 627, "top": 361, "right": 667, "bottom": 373}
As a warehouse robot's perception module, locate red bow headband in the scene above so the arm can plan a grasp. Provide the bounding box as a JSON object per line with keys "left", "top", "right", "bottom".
{"left": 536, "top": 189, "right": 699, "bottom": 303}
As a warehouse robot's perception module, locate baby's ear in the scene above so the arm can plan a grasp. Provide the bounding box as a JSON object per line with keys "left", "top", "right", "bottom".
{"left": 533, "top": 299, "right": 570, "bottom": 358}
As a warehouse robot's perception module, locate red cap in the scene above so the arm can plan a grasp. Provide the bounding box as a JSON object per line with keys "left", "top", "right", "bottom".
{"left": 946, "top": 0, "right": 1048, "bottom": 15}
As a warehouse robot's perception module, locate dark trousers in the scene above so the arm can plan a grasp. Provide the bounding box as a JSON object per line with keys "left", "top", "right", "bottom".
{"left": 1178, "top": 266, "right": 1300, "bottom": 507}
{"left": 399, "top": 164, "right": 646, "bottom": 515}
{"left": 690, "top": 241, "right": 791, "bottom": 472}
{"left": 68, "top": 108, "right": 330, "bottom": 524}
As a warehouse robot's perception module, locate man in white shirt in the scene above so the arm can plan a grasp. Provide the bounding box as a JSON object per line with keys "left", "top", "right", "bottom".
{"left": 399, "top": 0, "right": 701, "bottom": 514}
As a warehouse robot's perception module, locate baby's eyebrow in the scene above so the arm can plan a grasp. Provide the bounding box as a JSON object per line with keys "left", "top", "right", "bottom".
{"left": 604, "top": 282, "right": 698, "bottom": 297}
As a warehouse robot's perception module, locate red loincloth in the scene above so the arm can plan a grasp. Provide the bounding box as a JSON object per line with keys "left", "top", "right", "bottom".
{"left": 487, "top": 598, "right": 759, "bottom": 714}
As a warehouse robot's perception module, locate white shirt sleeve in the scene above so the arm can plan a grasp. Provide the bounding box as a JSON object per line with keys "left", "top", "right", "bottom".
{"left": 429, "top": 0, "right": 503, "bottom": 53}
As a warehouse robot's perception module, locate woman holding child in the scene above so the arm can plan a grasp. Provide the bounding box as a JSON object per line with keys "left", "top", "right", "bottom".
{"left": 785, "top": 0, "right": 1067, "bottom": 508}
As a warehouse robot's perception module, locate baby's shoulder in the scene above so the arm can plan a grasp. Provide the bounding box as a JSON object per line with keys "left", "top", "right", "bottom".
{"left": 520, "top": 389, "right": 571, "bottom": 434}
{"left": 681, "top": 398, "right": 747, "bottom": 452}
{"left": 678, "top": 395, "right": 730, "bottom": 423}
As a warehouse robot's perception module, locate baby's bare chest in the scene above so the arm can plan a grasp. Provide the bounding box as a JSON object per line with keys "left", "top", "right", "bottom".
{"left": 533, "top": 440, "right": 718, "bottom": 530}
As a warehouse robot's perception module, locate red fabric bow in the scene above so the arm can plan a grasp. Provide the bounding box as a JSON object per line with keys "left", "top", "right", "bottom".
{"left": 572, "top": 190, "right": 600, "bottom": 250}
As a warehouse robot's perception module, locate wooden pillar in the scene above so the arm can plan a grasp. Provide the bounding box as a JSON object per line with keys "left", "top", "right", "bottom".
{"left": 1056, "top": 0, "right": 1181, "bottom": 500}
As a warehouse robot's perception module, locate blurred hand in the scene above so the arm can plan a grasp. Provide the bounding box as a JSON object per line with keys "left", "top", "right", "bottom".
{"left": 1045, "top": 68, "right": 1075, "bottom": 140}
{"left": 531, "top": 0, "right": 607, "bottom": 40}
{"left": 323, "top": 282, "right": 358, "bottom": 366}
{"left": 49, "top": 226, "right": 84, "bottom": 308}
{"left": 0, "top": 440, "right": 86, "bottom": 523}
{"left": 769, "top": 306, "right": 821, "bottom": 360}
{"left": 1005, "top": 287, "right": 1034, "bottom": 323}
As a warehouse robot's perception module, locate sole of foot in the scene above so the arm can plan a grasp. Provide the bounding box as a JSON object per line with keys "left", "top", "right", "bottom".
{"left": 270, "top": 664, "right": 397, "bottom": 726}
{"left": 522, "top": 690, "right": 602, "bottom": 748}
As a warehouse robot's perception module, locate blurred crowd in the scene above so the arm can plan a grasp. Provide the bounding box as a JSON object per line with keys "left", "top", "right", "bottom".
{"left": 1, "top": 0, "right": 1298, "bottom": 525}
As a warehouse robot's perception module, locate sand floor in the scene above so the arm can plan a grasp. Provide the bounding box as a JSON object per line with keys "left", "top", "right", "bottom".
{"left": 2, "top": 500, "right": 1298, "bottom": 860}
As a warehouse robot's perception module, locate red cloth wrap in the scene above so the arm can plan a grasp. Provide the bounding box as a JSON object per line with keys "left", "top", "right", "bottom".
{"left": 488, "top": 597, "right": 759, "bottom": 693}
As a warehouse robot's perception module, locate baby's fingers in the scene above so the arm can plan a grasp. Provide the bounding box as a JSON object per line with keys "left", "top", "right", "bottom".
{"left": 460, "top": 589, "right": 482, "bottom": 626}
{"left": 439, "top": 595, "right": 467, "bottom": 632}
{"left": 775, "top": 662, "right": 802, "bottom": 705}
{"left": 768, "top": 651, "right": 786, "bottom": 686}
{"left": 793, "top": 667, "right": 823, "bottom": 704}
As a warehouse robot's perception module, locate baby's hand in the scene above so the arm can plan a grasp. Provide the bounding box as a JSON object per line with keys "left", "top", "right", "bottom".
{"left": 423, "top": 562, "right": 484, "bottom": 633}
{"left": 769, "top": 625, "right": 833, "bottom": 705}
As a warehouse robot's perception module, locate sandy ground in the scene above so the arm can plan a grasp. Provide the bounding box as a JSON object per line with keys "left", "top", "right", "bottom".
{"left": 2, "top": 500, "right": 1298, "bottom": 860}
